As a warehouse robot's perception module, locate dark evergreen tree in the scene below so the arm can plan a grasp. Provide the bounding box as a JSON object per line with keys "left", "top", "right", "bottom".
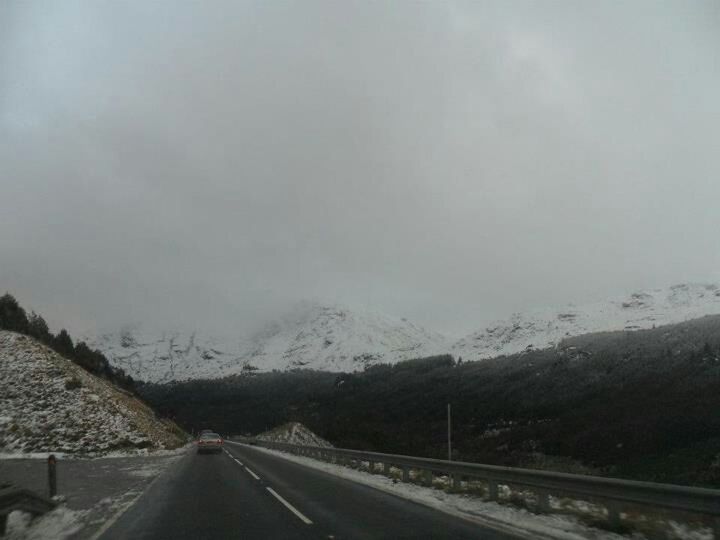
{"left": 0, "top": 293, "right": 29, "bottom": 333}
{"left": 53, "top": 329, "right": 75, "bottom": 357}
{"left": 27, "top": 312, "right": 51, "bottom": 344}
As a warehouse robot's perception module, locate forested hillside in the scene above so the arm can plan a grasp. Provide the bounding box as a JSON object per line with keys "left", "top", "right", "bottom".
{"left": 141, "top": 315, "right": 720, "bottom": 487}
{"left": 0, "top": 293, "right": 135, "bottom": 391}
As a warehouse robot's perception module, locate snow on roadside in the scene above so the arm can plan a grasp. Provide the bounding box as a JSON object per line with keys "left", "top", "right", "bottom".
{"left": 2, "top": 451, "right": 187, "bottom": 539}
{"left": 5, "top": 507, "right": 83, "bottom": 540}
{"left": 0, "top": 445, "right": 189, "bottom": 461}
{"left": 231, "top": 443, "right": 641, "bottom": 540}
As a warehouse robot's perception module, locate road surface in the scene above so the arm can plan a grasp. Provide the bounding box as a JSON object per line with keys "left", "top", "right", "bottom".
{"left": 99, "top": 443, "right": 522, "bottom": 539}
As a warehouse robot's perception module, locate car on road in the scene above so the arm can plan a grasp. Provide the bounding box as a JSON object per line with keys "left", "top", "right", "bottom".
{"left": 197, "top": 432, "right": 223, "bottom": 454}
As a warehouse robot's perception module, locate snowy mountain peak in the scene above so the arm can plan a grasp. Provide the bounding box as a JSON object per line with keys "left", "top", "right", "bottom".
{"left": 89, "top": 303, "right": 450, "bottom": 383}
{"left": 452, "top": 283, "right": 720, "bottom": 362}
{"left": 87, "top": 325, "right": 248, "bottom": 384}
{"left": 245, "top": 302, "right": 449, "bottom": 372}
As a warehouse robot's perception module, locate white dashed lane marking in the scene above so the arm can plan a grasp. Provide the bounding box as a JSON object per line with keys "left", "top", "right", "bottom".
{"left": 266, "top": 487, "right": 314, "bottom": 525}
{"left": 224, "top": 446, "right": 313, "bottom": 526}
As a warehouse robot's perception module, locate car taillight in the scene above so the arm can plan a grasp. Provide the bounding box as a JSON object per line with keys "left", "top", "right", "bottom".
{"left": 217, "top": 439, "right": 223, "bottom": 444}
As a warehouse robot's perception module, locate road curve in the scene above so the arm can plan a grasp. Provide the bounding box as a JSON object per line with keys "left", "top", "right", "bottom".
{"left": 99, "top": 442, "right": 521, "bottom": 539}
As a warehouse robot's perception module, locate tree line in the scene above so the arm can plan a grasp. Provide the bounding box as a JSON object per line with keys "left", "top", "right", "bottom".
{"left": 0, "top": 292, "right": 135, "bottom": 391}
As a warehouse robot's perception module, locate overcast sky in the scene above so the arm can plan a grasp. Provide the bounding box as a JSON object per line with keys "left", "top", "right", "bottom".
{"left": 1, "top": 1, "right": 719, "bottom": 338}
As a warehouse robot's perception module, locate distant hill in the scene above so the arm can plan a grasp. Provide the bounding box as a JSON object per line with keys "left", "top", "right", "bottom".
{"left": 0, "top": 331, "right": 185, "bottom": 455}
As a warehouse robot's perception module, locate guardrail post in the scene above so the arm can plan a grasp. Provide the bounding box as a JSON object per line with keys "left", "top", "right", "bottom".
{"left": 487, "top": 481, "right": 498, "bottom": 501}
{"left": 424, "top": 470, "right": 433, "bottom": 487}
{"left": 450, "top": 474, "right": 459, "bottom": 491}
{"left": 368, "top": 460, "right": 374, "bottom": 473}
{"left": 382, "top": 462, "right": 389, "bottom": 476}
{"left": 402, "top": 467, "right": 410, "bottom": 482}
{"left": 47, "top": 455, "right": 57, "bottom": 498}
{"left": 537, "top": 490, "right": 550, "bottom": 513}
{"left": 606, "top": 504, "right": 621, "bottom": 529}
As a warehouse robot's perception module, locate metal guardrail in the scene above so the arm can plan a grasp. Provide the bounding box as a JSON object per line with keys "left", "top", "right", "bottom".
{"left": 230, "top": 437, "right": 720, "bottom": 537}
{"left": 0, "top": 483, "right": 57, "bottom": 536}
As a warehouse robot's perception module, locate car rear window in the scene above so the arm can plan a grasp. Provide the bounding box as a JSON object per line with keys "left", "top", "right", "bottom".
{"left": 200, "top": 433, "right": 221, "bottom": 439}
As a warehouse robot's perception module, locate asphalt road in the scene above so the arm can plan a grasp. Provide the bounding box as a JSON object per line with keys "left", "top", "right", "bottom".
{"left": 99, "top": 443, "right": 521, "bottom": 539}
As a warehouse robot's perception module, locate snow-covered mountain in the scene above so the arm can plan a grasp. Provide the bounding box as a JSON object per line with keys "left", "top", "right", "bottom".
{"left": 0, "top": 331, "right": 185, "bottom": 455}
{"left": 243, "top": 303, "right": 449, "bottom": 372}
{"left": 89, "top": 284, "right": 720, "bottom": 383}
{"left": 452, "top": 283, "right": 720, "bottom": 362}
{"left": 87, "top": 327, "right": 250, "bottom": 384}
{"left": 88, "top": 303, "right": 450, "bottom": 383}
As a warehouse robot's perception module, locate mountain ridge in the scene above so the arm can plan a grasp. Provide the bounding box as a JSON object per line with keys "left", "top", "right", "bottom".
{"left": 452, "top": 282, "right": 720, "bottom": 361}
{"left": 89, "top": 283, "right": 720, "bottom": 383}
{"left": 88, "top": 302, "right": 450, "bottom": 383}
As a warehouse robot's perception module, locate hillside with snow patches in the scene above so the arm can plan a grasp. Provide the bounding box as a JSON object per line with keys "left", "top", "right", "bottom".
{"left": 452, "top": 283, "right": 720, "bottom": 362}
{"left": 89, "top": 284, "right": 720, "bottom": 383}
{"left": 88, "top": 303, "right": 450, "bottom": 383}
{"left": 255, "top": 422, "right": 333, "bottom": 448}
{"left": 0, "top": 331, "right": 185, "bottom": 455}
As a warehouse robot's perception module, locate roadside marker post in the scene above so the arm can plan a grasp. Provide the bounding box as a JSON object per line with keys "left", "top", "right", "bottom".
{"left": 47, "top": 454, "right": 57, "bottom": 498}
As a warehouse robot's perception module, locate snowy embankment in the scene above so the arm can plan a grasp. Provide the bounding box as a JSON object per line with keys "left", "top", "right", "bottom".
{"left": 255, "top": 422, "right": 333, "bottom": 448}
{"left": 234, "top": 444, "right": 712, "bottom": 540}
{"left": 0, "top": 331, "right": 185, "bottom": 455}
{"left": 2, "top": 451, "right": 187, "bottom": 539}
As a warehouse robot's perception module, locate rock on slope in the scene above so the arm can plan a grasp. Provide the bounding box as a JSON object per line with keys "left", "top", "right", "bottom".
{"left": 90, "top": 303, "right": 449, "bottom": 382}
{"left": 255, "top": 422, "right": 332, "bottom": 448}
{"left": 0, "top": 331, "right": 185, "bottom": 455}
{"left": 453, "top": 283, "right": 720, "bottom": 362}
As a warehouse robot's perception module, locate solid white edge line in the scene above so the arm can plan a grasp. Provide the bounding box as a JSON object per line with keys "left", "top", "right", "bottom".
{"left": 266, "top": 487, "right": 313, "bottom": 525}
{"left": 245, "top": 467, "right": 260, "bottom": 480}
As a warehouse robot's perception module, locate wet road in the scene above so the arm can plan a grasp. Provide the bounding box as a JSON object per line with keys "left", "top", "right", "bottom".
{"left": 99, "top": 443, "right": 521, "bottom": 539}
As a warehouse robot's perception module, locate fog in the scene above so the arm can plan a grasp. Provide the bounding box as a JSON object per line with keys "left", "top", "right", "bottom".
{"left": 1, "top": 1, "right": 719, "bottom": 337}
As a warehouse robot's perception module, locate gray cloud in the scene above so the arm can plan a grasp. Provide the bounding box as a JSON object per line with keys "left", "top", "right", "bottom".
{"left": 1, "top": 0, "right": 719, "bottom": 337}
